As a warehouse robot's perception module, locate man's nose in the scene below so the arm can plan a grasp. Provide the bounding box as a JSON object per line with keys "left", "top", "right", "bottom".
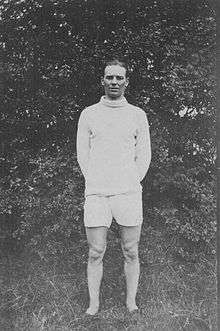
{"left": 111, "top": 77, "right": 117, "bottom": 84}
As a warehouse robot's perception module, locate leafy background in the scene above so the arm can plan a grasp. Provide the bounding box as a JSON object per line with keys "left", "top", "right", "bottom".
{"left": 0, "top": 1, "right": 216, "bottom": 330}
{"left": 1, "top": 0, "right": 215, "bottom": 255}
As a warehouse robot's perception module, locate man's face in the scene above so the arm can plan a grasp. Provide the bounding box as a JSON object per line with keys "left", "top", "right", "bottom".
{"left": 102, "top": 65, "right": 129, "bottom": 99}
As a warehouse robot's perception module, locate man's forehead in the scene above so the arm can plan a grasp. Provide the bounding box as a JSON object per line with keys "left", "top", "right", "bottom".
{"left": 104, "top": 65, "right": 126, "bottom": 77}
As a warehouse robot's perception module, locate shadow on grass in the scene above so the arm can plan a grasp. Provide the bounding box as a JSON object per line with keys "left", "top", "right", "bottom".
{"left": 0, "top": 222, "right": 217, "bottom": 331}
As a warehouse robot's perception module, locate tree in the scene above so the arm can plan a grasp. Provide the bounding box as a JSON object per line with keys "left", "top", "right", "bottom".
{"left": 0, "top": 0, "right": 216, "bottom": 256}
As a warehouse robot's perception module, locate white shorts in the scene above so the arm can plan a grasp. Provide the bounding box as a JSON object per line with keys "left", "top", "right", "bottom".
{"left": 84, "top": 192, "right": 143, "bottom": 228}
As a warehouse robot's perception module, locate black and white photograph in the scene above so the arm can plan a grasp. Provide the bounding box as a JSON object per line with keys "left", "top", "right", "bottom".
{"left": 0, "top": 1, "right": 217, "bottom": 330}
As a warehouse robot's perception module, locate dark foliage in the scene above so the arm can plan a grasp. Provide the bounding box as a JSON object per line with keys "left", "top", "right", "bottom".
{"left": 0, "top": 0, "right": 216, "bottom": 257}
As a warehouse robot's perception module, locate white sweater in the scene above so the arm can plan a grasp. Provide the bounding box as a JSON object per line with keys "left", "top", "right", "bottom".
{"left": 77, "top": 96, "right": 151, "bottom": 196}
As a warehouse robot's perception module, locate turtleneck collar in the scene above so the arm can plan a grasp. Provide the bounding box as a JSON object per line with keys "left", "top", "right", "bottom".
{"left": 100, "top": 96, "right": 128, "bottom": 108}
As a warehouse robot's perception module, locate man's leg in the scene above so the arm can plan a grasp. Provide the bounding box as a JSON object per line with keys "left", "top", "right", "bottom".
{"left": 120, "top": 225, "right": 142, "bottom": 312}
{"left": 85, "top": 226, "right": 108, "bottom": 315}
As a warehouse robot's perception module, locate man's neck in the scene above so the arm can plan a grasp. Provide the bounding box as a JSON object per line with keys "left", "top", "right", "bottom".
{"left": 104, "top": 95, "right": 124, "bottom": 101}
{"left": 100, "top": 95, "right": 127, "bottom": 108}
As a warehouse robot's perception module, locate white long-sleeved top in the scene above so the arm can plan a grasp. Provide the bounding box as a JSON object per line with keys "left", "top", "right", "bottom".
{"left": 77, "top": 96, "right": 151, "bottom": 196}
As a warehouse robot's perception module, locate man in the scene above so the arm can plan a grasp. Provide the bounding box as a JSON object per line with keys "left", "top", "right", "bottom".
{"left": 77, "top": 59, "right": 151, "bottom": 315}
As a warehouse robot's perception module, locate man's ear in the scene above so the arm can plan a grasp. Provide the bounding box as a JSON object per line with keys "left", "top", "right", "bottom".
{"left": 101, "top": 77, "right": 104, "bottom": 86}
{"left": 125, "top": 77, "right": 129, "bottom": 87}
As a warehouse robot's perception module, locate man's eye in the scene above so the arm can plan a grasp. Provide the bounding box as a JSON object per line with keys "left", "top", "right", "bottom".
{"left": 105, "top": 76, "right": 124, "bottom": 80}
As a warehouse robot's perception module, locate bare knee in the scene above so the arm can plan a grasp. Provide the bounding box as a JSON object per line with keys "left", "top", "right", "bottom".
{"left": 88, "top": 245, "right": 106, "bottom": 264}
{"left": 122, "top": 242, "right": 139, "bottom": 263}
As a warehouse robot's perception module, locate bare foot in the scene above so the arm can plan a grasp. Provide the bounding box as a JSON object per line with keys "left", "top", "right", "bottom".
{"left": 127, "top": 303, "right": 138, "bottom": 312}
{"left": 85, "top": 305, "right": 99, "bottom": 316}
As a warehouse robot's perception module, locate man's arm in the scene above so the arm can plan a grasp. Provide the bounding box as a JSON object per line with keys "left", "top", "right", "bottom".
{"left": 135, "top": 111, "right": 151, "bottom": 181}
{"left": 76, "top": 109, "right": 90, "bottom": 178}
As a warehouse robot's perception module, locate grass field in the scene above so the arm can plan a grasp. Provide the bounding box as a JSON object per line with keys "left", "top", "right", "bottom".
{"left": 0, "top": 220, "right": 216, "bottom": 331}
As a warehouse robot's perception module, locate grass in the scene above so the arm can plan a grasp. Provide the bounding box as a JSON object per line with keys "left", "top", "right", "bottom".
{"left": 0, "top": 222, "right": 217, "bottom": 331}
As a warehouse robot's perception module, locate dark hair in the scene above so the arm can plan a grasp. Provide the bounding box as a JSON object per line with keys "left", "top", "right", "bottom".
{"left": 103, "top": 58, "right": 129, "bottom": 77}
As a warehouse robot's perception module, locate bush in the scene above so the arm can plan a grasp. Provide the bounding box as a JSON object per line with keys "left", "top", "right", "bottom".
{"left": 0, "top": 147, "right": 85, "bottom": 259}
{"left": 146, "top": 152, "right": 216, "bottom": 258}
{"left": 0, "top": 145, "right": 216, "bottom": 261}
